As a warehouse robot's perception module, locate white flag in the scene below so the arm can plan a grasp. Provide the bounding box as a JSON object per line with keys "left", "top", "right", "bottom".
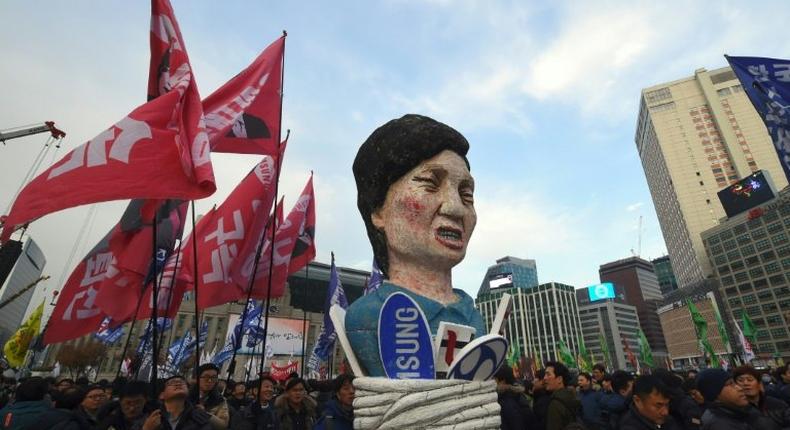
{"left": 736, "top": 323, "right": 755, "bottom": 362}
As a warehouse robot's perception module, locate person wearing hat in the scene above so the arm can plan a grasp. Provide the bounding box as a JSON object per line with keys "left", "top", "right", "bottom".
{"left": 733, "top": 365, "right": 790, "bottom": 430}
{"left": 345, "top": 114, "right": 485, "bottom": 377}
{"left": 189, "top": 363, "right": 229, "bottom": 429}
{"left": 696, "top": 368, "right": 760, "bottom": 430}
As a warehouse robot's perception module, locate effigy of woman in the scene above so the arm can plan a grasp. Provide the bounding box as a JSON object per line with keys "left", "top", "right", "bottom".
{"left": 329, "top": 114, "right": 514, "bottom": 429}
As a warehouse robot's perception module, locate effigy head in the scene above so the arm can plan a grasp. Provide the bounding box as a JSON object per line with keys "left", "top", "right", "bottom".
{"left": 353, "top": 114, "right": 475, "bottom": 278}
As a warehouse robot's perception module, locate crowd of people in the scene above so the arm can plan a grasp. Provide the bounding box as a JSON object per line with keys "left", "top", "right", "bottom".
{"left": 493, "top": 361, "right": 790, "bottom": 430}
{"left": 0, "top": 363, "right": 354, "bottom": 430}
{"left": 1, "top": 360, "right": 790, "bottom": 429}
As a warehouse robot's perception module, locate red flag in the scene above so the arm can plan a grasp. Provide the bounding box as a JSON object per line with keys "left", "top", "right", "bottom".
{"left": 203, "top": 36, "right": 285, "bottom": 155}
{"left": 233, "top": 175, "right": 314, "bottom": 299}
{"left": 44, "top": 239, "right": 112, "bottom": 344}
{"left": 175, "top": 157, "right": 278, "bottom": 309}
{"left": 95, "top": 200, "right": 188, "bottom": 322}
{"left": 1, "top": 0, "right": 214, "bottom": 243}
{"left": 287, "top": 175, "right": 316, "bottom": 275}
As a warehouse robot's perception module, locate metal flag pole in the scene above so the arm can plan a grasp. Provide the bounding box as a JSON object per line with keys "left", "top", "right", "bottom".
{"left": 190, "top": 201, "right": 201, "bottom": 380}
{"left": 257, "top": 31, "right": 288, "bottom": 400}
{"left": 300, "top": 264, "right": 309, "bottom": 376}
{"left": 150, "top": 211, "right": 160, "bottom": 392}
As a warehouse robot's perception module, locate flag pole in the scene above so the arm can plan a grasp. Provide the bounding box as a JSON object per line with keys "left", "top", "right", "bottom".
{"left": 190, "top": 201, "right": 201, "bottom": 381}
{"left": 150, "top": 211, "right": 160, "bottom": 391}
{"left": 115, "top": 291, "right": 147, "bottom": 380}
{"left": 300, "top": 264, "right": 309, "bottom": 376}
{"left": 258, "top": 31, "right": 287, "bottom": 397}
{"left": 160, "top": 242, "right": 183, "bottom": 356}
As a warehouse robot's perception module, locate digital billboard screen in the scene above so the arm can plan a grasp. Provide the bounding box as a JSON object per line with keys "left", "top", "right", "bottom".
{"left": 489, "top": 273, "right": 513, "bottom": 290}
{"left": 717, "top": 171, "right": 776, "bottom": 218}
{"left": 588, "top": 282, "right": 615, "bottom": 301}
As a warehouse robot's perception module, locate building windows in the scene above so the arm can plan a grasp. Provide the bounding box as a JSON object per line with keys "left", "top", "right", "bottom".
{"left": 735, "top": 272, "right": 750, "bottom": 282}
{"left": 741, "top": 245, "right": 756, "bottom": 256}
{"left": 756, "top": 239, "right": 772, "bottom": 251}
{"left": 770, "top": 275, "right": 786, "bottom": 287}
{"left": 766, "top": 262, "right": 781, "bottom": 274}
{"left": 771, "top": 328, "right": 788, "bottom": 339}
{"left": 646, "top": 88, "right": 672, "bottom": 104}
{"left": 743, "top": 294, "right": 757, "bottom": 304}
{"left": 749, "top": 267, "right": 765, "bottom": 278}
{"left": 728, "top": 250, "right": 741, "bottom": 262}
{"left": 754, "top": 278, "right": 769, "bottom": 288}
{"left": 773, "top": 233, "right": 788, "bottom": 246}
{"left": 767, "top": 315, "right": 783, "bottom": 325}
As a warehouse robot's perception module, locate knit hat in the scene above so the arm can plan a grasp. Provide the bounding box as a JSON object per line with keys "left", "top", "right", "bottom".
{"left": 696, "top": 369, "right": 731, "bottom": 403}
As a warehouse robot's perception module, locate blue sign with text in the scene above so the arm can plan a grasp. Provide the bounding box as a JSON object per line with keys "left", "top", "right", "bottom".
{"left": 378, "top": 292, "right": 435, "bottom": 379}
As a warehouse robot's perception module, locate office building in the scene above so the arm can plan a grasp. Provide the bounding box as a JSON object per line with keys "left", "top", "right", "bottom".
{"left": 576, "top": 286, "right": 641, "bottom": 371}
{"left": 636, "top": 66, "right": 788, "bottom": 287}
{"left": 478, "top": 256, "right": 538, "bottom": 295}
{"left": 599, "top": 257, "right": 668, "bottom": 363}
{"left": 0, "top": 237, "right": 46, "bottom": 346}
{"left": 701, "top": 187, "right": 790, "bottom": 361}
{"left": 653, "top": 256, "right": 679, "bottom": 296}
{"left": 658, "top": 282, "right": 731, "bottom": 368}
{"left": 477, "top": 272, "right": 582, "bottom": 367}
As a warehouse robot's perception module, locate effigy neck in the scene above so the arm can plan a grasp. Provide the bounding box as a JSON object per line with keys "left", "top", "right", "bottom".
{"left": 388, "top": 265, "right": 457, "bottom": 305}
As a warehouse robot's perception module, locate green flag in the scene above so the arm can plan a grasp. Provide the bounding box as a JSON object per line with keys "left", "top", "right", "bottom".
{"left": 637, "top": 328, "right": 655, "bottom": 368}
{"left": 508, "top": 343, "right": 521, "bottom": 368}
{"left": 533, "top": 347, "right": 543, "bottom": 370}
{"left": 577, "top": 336, "right": 592, "bottom": 372}
{"left": 687, "top": 299, "right": 708, "bottom": 340}
{"left": 741, "top": 310, "right": 756, "bottom": 343}
{"left": 714, "top": 308, "right": 731, "bottom": 348}
{"left": 701, "top": 338, "right": 720, "bottom": 368}
{"left": 599, "top": 333, "right": 612, "bottom": 371}
{"left": 557, "top": 339, "right": 576, "bottom": 368}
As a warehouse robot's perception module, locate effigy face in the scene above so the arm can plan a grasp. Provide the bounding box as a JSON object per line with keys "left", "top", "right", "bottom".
{"left": 371, "top": 149, "right": 476, "bottom": 276}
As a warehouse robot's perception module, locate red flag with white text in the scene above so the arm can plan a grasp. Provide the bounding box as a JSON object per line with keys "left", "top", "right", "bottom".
{"left": 44, "top": 237, "right": 113, "bottom": 344}
{"left": 176, "top": 157, "right": 279, "bottom": 309}
{"left": 232, "top": 175, "right": 314, "bottom": 299}
{"left": 1, "top": 0, "right": 214, "bottom": 243}
{"left": 287, "top": 174, "right": 316, "bottom": 274}
{"left": 203, "top": 36, "right": 285, "bottom": 155}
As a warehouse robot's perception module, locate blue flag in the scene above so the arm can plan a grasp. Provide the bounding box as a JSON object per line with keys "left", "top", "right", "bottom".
{"left": 212, "top": 302, "right": 261, "bottom": 365}
{"left": 135, "top": 317, "right": 173, "bottom": 355}
{"left": 726, "top": 55, "right": 790, "bottom": 182}
{"left": 307, "top": 255, "right": 348, "bottom": 374}
{"left": 94, "top": 317, "right": 124, "bottom": 344}
{"left": 364, "top": 260, "right": 384, "bottom": 295}
{"left": 168, "top": 330, "right": 194, "bottom": 370}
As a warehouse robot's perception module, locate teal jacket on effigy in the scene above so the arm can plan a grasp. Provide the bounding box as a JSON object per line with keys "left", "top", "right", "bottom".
{"left": 344, "top": 282, "right": 485, "bottom": 377}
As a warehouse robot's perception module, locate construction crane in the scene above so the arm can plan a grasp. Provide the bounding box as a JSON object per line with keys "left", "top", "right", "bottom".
{"left": 0, "top": 121, "right": 66, "bottom": 145}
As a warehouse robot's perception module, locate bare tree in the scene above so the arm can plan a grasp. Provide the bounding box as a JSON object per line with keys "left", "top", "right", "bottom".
{"left": 55, "top": 342, "right": 107, "bottom": 378}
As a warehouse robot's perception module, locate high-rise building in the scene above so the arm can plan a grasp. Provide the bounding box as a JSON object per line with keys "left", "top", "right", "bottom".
{"left": 478, "top": 256, "right": 538, "bottom": 295}
{"left": 701, "top": 187, "right": 790, "bottom": 362}
{"left": 477, "top": 264, "right": 582, "bottom": 368}
{"left": 599, "top": 257, "right": 668, "bottom": 363}
{"left": 636, "top": 66, "right": 788, "bottom": 287}
{"left": 653, "top": 256, "right": 679, "bottom": 296}
{"left": 576, "top": 286, "right": 642, "bottom": 371}
{"left": 0, "top": 237, "right": 45, "bottom": 346}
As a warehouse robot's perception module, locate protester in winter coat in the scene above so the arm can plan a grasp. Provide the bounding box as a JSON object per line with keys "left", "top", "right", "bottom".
{"left": 619, "top": 375, "right": 681, "bottom": 430}
{"left": 274, "top": 378, "right": 316, "bottom": 430}
{"left": 491, "top": 365, "right": 528, "bottom": 430}
{"left": 233, "top": 376, "right": 279, "bottom": 430}
{"left": 33, "top": 384, "right": 92, "bottom": 430}
{"left": 592, "top": 364, "right": 607, "bottom": 391}
{"left": 697, "top": 369, "right": 761, "bottom": 430}
{"left": 226, "top": 382, "right": 251, "bottom": 414}
{"left": 543, "top": 361, "right": 581, "bottom": 430}
{"left": 653, "top": 368, "right": 701, "bottom": 430}
{"left": 313, "top": 374, "right": 354, "bottom": 430}
{"left": 531, "top": 369, "right": 551, "bottom": 430}
{"left": 76, "top": 384, "right": 108, "bottom": 426}
{"left": 190, "top": 364, "right": 230, "bottom": 429}
{"left": 142, "top": 375, "right": 212, "bottom": 430}
{"left": 577, "top": 372, "right": 604, "bottom": 430}
{"left": 767, "top": 363, "right": 790, "bottom": 404}
{"left": 599, "top": 370, "right": 633, "bottom": 430}
{"left": 733, "top": 365, "right": 790, "bottom": 430}
{"left": 0, "top": 377, "right": 53, "bottom": 430}
{"left": 96, "top": 381, "right": 156, "bottom": 430}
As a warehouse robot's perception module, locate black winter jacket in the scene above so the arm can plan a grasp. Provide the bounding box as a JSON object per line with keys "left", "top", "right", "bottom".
{"left": 700, "top": 403, "right": 761, "bottom": 430}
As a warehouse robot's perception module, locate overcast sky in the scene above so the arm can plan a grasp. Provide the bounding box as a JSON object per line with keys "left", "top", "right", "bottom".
{"left": 3, "top": 1, "right": 790, "bottom": 319}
